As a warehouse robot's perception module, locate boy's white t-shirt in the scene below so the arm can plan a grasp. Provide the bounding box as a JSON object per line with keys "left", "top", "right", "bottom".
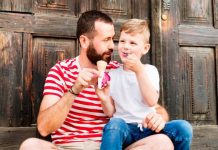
{"left": 109, "top": 64, "right": 160, "bottom": 123}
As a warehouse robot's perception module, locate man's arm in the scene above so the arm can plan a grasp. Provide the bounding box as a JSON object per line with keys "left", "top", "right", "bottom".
{"left": 95, "top": 85, "right": 115, "bottom": 117}
{"left": 37, "top": 93, "right": 76, "bottom": 137}
{"left": 143, "top": 104, "right": 169, "bottom": 133}
{"left": 37, "top": 68, "right": 99, "bottom": 136}
{"left": 155, "top": 104, "right": 169, "bottom": 121}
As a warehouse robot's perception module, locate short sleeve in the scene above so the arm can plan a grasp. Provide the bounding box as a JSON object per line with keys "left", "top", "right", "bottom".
{"left": 145, "top": 65, "right": 160, "bottom": 91}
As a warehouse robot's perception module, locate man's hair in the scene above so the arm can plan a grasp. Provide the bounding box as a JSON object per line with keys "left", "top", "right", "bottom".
{"left": 76, "top": 10, "right": 113, "bottom": 39}
{"left": 120, "top": 19, "right": 150, "bottom": 43}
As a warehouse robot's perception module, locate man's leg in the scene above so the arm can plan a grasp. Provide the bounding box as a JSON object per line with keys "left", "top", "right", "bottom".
{"left": 125, "top": 134, "right": 174, "bottom": 150}
{"left": 100, "top": 118, "right": 133, "bottom": 150}
{"left": 20, "top": 138, "right": 100, "bottom": 150}
{"left": 19, "top": 138, "right": 57, "bottom": 150}
{"left": 163, "top": 120, "right": 193, "bottom": 150}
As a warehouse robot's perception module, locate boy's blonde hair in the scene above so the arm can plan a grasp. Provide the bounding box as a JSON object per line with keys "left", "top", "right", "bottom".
{"left": 120, "top": 19, "right": 150, "bottom": 43}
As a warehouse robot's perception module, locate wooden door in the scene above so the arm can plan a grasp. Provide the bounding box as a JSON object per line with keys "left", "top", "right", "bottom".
{"left": 151, "top": 0, "right": 218, "bottom": 149}
{"left": 155, "top": 0, "right": 218, "bottom": 124}
{"left": 0, "top": 0, "right": 151, "bottom": 127}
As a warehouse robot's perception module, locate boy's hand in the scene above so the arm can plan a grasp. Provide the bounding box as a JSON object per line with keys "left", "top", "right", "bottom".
{"left": 122, "top": 53, "right": 144, "bottom": 73}
{"left": 142, "top": 112, "right": 166, "bottom": 133}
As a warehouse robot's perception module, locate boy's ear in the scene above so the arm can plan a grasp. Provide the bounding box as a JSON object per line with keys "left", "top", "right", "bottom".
{"left": 142, "top": 44, "right": 150, "bottom": 55}
{"left": 79, "top": 35, "right": 90, "bottom": 49}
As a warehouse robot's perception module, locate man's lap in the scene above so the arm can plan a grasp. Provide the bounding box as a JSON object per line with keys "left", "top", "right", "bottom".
{"left": 57, "top": 141, "right": 100, "bottom": 150}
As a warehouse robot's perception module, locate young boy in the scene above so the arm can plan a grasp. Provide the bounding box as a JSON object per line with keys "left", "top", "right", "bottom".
{"left": 96, "top": 19, "right": 192, "bottom": 150}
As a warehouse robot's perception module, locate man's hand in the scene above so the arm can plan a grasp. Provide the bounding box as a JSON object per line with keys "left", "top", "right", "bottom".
{"left": 73, "top": 68, "right": 99, "bottom": 93}
{"left": 95, "top": 82, "right": 110, "bottom": 102}
{"left": 143, "top": 112, "right": 166, "bottom": 133}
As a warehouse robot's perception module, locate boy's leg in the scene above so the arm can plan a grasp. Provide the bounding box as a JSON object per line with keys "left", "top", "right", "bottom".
{"left": 19, "top": 138, "right": 57, "bottom": 150}
{"left": 125, "top": 134, "right": 174, "bottom": 150}
{"left": 163, "top": 120, "right": 193, "bottom": 150}
{"left": 100, "top": 118, "right": 133, "bottom": 150}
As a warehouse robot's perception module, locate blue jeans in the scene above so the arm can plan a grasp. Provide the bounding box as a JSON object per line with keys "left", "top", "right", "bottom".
{"left": 100, "top": 118, "right": 193, "bottom": 150}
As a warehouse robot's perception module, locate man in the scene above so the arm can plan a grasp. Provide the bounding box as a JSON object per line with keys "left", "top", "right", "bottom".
{"left": 20, "top": 10, "right": 174, "bottom": 150}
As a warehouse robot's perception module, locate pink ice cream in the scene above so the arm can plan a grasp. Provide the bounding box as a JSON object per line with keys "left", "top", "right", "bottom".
{"left": 99, "top": 72, "right": 110, "bottom": 89}
{"left": 97, "top": 60, "right": 110, "bottom": 89}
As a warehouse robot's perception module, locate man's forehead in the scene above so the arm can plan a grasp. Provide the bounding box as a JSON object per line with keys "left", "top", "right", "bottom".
{"left": 94, "top": 21, "right": 115, "bottom": 36}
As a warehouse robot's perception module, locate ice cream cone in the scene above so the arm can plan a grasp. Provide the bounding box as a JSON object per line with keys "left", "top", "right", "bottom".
{"left": 97, "top": 60, "right": 108, "bottom": 89}
{"left": 97, "top": 60, "right": 107, "bottom": 73}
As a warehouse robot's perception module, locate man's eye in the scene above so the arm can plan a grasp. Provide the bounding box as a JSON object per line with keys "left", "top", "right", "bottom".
{"left": 104, "top": 38, "right": 111, "bottom": 42}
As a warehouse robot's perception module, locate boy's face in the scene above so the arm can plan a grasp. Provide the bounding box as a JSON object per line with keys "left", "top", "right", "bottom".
{"left": 87, "top": 21, "right": 115, "bottom": 65}
{"left": 118, "top": 31, "right": 150, "bottom": 62}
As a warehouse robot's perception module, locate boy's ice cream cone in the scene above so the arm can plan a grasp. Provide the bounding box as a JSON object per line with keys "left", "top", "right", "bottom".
{"left": 97, "top": 60, "right": 109, "bottom": 89}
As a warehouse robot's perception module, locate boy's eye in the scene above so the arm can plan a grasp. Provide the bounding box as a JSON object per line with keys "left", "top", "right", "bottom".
{"left": 119, "top": 40, "right": 125, "bottom": 43}
{"left": 130, "top": 42, "right": 136, "bottom": 45}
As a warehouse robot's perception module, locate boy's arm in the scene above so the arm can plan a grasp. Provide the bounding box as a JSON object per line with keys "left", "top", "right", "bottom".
{"left": 123, "top": 54, "right": 159, "bottom": 107}
{"left": 135, "top": 64, "right": 159, "bottom": 107}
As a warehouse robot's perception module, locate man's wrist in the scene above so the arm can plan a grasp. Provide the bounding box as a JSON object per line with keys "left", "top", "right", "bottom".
{"left": 68, "top": 86, "right": 80, "bottom": 96}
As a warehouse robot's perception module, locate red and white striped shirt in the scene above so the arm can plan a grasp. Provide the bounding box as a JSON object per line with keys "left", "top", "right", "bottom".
{"left": 43, "top": 56, "right": 119, "bottom": 145}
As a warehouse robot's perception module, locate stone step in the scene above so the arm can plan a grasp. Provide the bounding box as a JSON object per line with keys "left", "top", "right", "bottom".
{"left": 0, "top": 125, "right": 218, "bottom": 150}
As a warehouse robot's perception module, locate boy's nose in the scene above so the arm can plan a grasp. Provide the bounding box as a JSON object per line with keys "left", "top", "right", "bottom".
{"left": 124, "top": 44, "right": 130, "bottom": 51}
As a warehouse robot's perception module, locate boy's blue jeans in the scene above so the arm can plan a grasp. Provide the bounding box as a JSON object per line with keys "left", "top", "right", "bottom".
{"left": 100, "top": 118, "right": 193, "bottom": 150}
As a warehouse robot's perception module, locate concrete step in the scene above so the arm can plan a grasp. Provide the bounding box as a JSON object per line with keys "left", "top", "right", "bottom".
{"left": 191, "top": 125, "right": 218, "bottom": 150}
{"left": 0, "top": 125, "right": 218, "bottom": 150}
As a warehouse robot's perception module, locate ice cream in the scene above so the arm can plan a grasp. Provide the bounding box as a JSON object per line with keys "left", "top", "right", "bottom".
{"left": 97, "top": 60, "right": 110, "bottom": 89}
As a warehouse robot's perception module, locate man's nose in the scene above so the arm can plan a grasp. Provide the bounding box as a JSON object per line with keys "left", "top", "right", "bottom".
{"left": 109, "top": 39, "right": 114, "bottom": 49}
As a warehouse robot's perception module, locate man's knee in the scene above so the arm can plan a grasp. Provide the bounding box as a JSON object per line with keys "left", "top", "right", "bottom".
{"left": 19, "top": 138, "right": 39, "bottom": 150}
{"left": 125, "top": 134, "right": 174, "bottom": 150}
{"left": 155, "top": 134, "right": 174, "bottom": 150}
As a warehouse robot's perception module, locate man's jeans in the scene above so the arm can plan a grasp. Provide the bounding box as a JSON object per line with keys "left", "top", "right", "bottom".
{"left": 100, "top": 118, "right": 193, "bottom": 150}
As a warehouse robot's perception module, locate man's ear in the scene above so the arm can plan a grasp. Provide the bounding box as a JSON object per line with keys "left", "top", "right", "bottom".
{"left": 142, "top": 44, "right": 150, "bottom": 55}
{"left": 79, "top": 35, "right": 90, "bottom": 49}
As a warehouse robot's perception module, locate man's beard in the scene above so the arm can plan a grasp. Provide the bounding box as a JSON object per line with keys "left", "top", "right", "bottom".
{"left": 87, "top": 42, "right": 113, "bottom": 65}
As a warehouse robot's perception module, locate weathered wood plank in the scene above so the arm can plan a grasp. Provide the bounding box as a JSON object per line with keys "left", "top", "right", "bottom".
{"left": 179, "top": 25, "right": 218, "bottom": 46}
{"left": 33, "top": 13, "right": 77, "bottom": 37}
{"left": 150, "top": 0, "right": 164, "bottom": 104}
{"left": 0, "top": 32, "right": 23, "bottom": 126}
{"left": 0, "top": 0, "right": 32, "bottom": 13}
{"left": 0, "top": 12, "right": 77, "bottom": 38}
{"left": 33, "top": 0, "right": 76, "bottom": 15}
{"left": 0, "top": 12, "right": 33, "bottom": 33}
{"left": 22, "top": 33, "right": 33, "bottom": 126}
{"left": 0, "top": 127, "right": 36, "bottom": 150}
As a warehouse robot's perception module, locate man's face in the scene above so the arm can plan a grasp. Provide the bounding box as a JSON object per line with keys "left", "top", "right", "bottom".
{"left": 87, "top": 21, "right": 115, "bottom": 65}
{"left": 87, "top": 41, "right": 113, "bottom": 65}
